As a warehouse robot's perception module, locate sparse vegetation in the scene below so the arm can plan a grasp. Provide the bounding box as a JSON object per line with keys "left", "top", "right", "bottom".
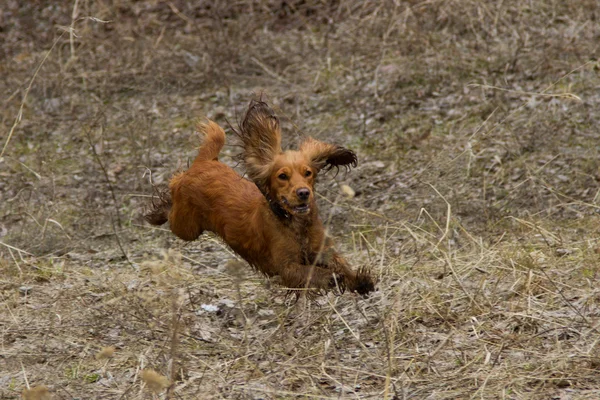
{"left": 2, "top": 1, "right": 600, "bottom": 398}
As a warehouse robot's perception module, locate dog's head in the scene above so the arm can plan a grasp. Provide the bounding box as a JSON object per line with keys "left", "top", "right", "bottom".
{"left": 238, "top": 100, "right": 357, "bottom": 217}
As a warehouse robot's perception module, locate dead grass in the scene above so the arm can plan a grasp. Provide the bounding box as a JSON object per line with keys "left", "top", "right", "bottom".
{"left": 2, "top": 0, "right": 600, "bottom": 398}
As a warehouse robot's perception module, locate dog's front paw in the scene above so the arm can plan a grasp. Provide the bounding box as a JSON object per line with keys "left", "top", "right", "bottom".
{"left": 352, "top": 267, "right": 375, "bottom": 296}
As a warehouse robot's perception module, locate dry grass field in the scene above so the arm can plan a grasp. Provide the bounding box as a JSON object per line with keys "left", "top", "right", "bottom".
{"left": 2, "top": 1, "right": 600, "bottom": 398}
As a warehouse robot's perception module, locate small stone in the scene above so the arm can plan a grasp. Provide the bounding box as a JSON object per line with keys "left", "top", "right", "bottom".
{"left": 19, "top": 286, "right": 32, "bottom": 295}
{"left": 341, "top": 184, "right": 355, "bottom": 198}
{"left": 555, "top": 248, "right": 572, "bottom": 257}
{"left": 200, "top": 304, "right": 219, "bottom": 313}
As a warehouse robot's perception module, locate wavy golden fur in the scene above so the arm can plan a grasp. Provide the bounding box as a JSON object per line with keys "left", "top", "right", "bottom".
{"left": 146, "top": 100, "right": 374, "bottom": 295}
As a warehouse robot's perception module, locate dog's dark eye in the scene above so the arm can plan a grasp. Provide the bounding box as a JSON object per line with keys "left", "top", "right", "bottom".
{"left": 304, "top": 170, "right": 312, "bottom": 177}
{"left": 278, "top": 173, "right": 288, "bottom": 180}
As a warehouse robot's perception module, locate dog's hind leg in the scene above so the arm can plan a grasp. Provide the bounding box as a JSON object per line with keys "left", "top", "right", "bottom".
{"left": 145, "top": 187, "right": 172, "bottom": 226}
{"left": 167, "top": 199, "right": 204, "bottom": 241}
{"left": 165, "top": 171, "right": 207, "bottom": 241}
{"left": 144, "top": 182, "right": 204, "bottom": 241}
{"left": 169, "top": 178, "right": 204, "bottom": 241}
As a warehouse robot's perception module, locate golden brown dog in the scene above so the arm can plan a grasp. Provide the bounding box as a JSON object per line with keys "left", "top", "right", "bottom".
{"left": 146, "top": 101, "right": 374, "bottom": 295}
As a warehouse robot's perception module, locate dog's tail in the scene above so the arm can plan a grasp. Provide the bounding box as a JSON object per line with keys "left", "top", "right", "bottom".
{"left": 194, "top": 120, "right": 226, "bottom": 163}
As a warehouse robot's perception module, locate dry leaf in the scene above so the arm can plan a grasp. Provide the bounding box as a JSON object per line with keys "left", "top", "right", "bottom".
{"left": 95, "top": 346, "right": 115, "bottom": 360}
{"left": 141, "top": 369, "right": 170, "bottom": 393}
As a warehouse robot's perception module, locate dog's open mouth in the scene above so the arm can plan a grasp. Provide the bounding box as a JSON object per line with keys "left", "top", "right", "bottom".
{"left": 293, "top": 204, "right": 310, "bottom": 214}
{"left": 281, "top": 197, "right": 310, "bottom": 214}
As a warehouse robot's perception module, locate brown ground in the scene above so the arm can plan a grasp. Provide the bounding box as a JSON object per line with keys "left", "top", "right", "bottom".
{"left": 2, "top": 1, "right": 600, "bottom": 399}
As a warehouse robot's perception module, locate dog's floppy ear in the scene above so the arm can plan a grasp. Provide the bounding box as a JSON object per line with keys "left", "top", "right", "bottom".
{"left": 300, "top": 137, "right": 358, "bottom": 173}
{"left": 238, "top": 100, "right": 282, "bottom": 192}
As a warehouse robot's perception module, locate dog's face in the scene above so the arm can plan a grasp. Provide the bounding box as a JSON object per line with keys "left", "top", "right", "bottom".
{"left": 269, "top": 151, "right": 316, "bottom": 215}
{"left": 239, "top": 101, "right": 358, "bottom": 217}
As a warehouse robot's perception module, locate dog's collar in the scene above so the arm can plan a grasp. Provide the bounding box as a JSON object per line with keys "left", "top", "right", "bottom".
{"left": 267, "top": 197, "right": 291, "bottom": 221}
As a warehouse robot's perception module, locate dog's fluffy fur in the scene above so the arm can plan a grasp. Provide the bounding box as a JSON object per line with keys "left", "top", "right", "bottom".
{"left": 146, "top": 100, "right": 374, "bottom": 295}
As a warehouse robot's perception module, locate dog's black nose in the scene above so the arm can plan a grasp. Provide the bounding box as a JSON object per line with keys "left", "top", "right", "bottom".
{"left": 296, "top": 188, "right": 310, "bottom": 201}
